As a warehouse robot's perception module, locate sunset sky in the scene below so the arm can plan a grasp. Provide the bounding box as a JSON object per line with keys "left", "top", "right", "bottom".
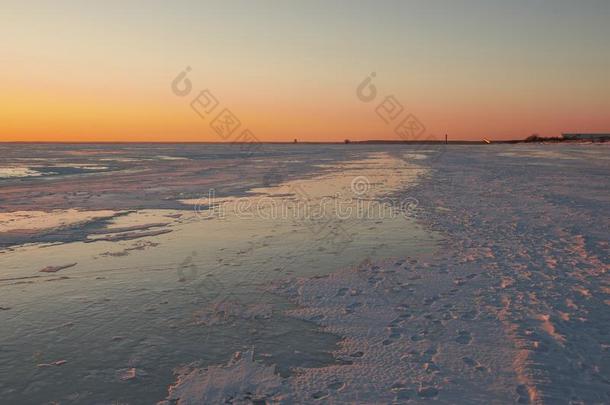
{"left": 2, "top": 0, "right": 609, "bottom": 142}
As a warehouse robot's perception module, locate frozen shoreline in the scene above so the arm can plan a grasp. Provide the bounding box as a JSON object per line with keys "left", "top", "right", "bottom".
{"left": 159, "top": 145, "right": 609, "bottom": 404}
{"left": 1, "top": 144, "right": 607, "bottom": 404}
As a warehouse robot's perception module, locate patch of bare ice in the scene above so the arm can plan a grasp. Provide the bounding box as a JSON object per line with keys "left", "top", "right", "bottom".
{"left": 39, "top": 263, "right": 77, "bottom": 273}
{"left": 155, "top": 155, "right": 189, "bottom": 160}
{"left": 0, "top": 209, "right": 116, "bottom": 233}
{"left": 86, "top": 228, "right": 172, "bottom": 243}
{"left": 0, "top": 167, "right": 46, "bottom": 178}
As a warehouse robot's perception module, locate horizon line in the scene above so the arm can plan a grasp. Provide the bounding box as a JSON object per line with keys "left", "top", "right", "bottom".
{"left": 0, "top": 139, "right": 511, "bottom": 145}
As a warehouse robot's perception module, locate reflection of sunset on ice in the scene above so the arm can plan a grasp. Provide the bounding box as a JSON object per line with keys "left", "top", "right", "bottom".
{"left": 3, "top": 143, "right": 607, "bottom": 403}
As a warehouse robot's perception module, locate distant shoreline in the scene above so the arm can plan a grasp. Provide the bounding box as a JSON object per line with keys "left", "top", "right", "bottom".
{"left": 0, "top": 139, "right": 608, "bottom": 145}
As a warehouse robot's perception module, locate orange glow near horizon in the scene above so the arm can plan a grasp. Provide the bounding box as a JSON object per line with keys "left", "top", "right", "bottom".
{"left": 4, "top": 74, "right": 609, "bottom": 142}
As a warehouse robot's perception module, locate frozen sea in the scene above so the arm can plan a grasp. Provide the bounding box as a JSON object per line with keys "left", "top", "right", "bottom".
{"left": 0, "top": 143, "right": 608, "bottom": 404}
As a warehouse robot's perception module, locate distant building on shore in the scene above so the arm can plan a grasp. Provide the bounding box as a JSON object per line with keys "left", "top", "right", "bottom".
{"left": 562, "top": 133, "right": 610, "bottom": 141}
